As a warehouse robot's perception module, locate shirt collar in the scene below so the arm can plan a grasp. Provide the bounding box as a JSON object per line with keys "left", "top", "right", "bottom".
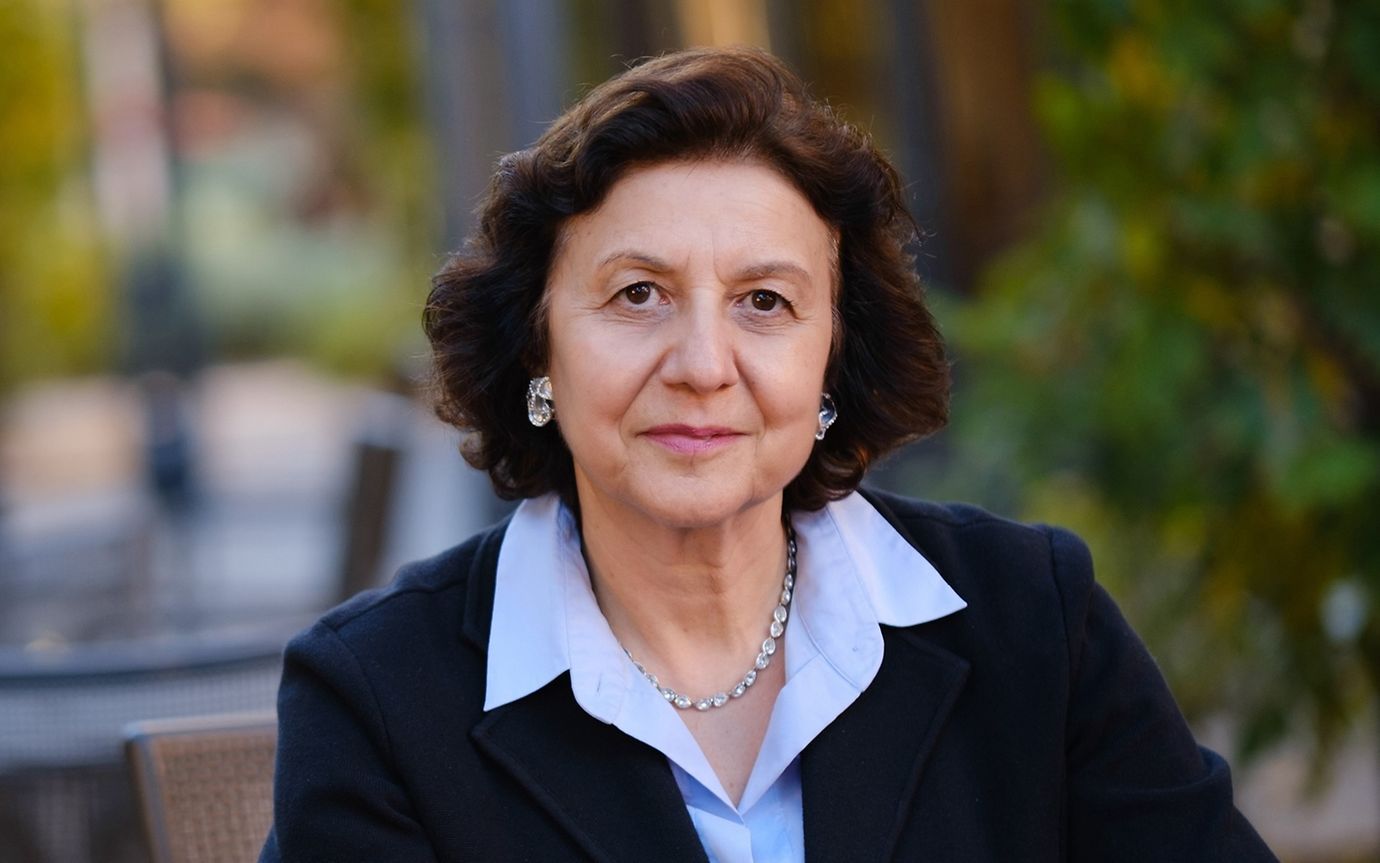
{"left": 483, "top": 491, "right": 966, "bottom": 713}
{"left": 482, "top": 493, "right": 574, "bottom": 711}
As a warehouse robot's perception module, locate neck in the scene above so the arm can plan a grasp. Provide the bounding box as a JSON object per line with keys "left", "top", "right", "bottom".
{"left": 576, "top": 489, "right": 788, "bottom": 696}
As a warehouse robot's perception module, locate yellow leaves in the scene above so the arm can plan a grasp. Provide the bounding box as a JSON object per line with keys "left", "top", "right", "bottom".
{"left": 0, "top": 2, "right": 111, "bottom": 392}
{"left": 1239, "top": 154, "right": 1312, "bottom": 208}
{"left": 1108, "top": 32, "right": 1174, "bottom": 112}
{"left": 1182, "top": 275, "right": 1238, "bottom": 330}
{"left": 0, "top": 220, "right": 111, "bottom": 389}
{"left": 1163, "top": 502, "right": 1209, "bottom": 561}
{"left": 1303, "top": 349, "right": 1350, "bottom": 422}
{"left": 1121, "top": 215, "right": 1163, "bottom": 282}
{"left": 0, "top": 2, "right": 85, "bottom": 195}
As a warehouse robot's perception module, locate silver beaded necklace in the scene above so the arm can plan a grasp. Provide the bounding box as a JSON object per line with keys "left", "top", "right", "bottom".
{"left": 623, "top": 522, "right": 797, "bottom": 711}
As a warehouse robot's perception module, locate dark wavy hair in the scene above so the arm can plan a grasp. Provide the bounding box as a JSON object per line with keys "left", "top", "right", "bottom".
{"left": 424, "top": 46, "right": 948, "bottom": 511}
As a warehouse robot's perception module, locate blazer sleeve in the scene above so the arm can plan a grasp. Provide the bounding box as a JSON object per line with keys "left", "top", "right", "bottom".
{"left": 1048, "top": 526, "right": 1277, "bottom": 863}
{"left": 259, "top": 621, "right": 440, "bottom": 863}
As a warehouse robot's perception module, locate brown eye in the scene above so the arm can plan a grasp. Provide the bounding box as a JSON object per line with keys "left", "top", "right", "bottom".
{"left": 750, "top": 290, "right": 781, "bottom": 311}
{"left": 623, "top": 282, "right": 653, "bottom": 304}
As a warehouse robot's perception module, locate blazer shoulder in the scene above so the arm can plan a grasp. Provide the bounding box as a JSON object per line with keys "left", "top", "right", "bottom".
{"left": 859, "top": 486, "right": 1097, "bottom": 616}
{"left": 862, "top": 485, "right": 1083, "bottom": 553}
{"left": 860, "top": 486, "right": 1020, "bottom": 528}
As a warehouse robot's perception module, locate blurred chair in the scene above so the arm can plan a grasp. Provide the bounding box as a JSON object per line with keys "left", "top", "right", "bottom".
{"left": 336, "top": 390, "right": 412, "bottom": 603}
{"left": 125, "top": 711, "right": 277, "bottom": 863}
{"left": 337, "top": 434, "right": 401, "bottom": 603}
{"left": 0, "top": 630, "right": 287, "bottom": 863}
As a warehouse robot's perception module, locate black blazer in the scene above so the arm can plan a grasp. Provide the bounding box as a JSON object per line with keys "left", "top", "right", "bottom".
{"left": 260, "top": 491, "right": 1275, "bottom": 862}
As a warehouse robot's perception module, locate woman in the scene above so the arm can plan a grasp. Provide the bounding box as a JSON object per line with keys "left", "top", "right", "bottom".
{"left": 262, "top": 47, "right": 1275, "bottom": 862}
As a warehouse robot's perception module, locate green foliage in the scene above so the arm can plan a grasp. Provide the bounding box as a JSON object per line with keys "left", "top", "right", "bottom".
{"left": 0, "top": 2, "right": 435, "bottom": 393}
{"left": 944, "top": 0, "right": 1380, "bottom": 766}
{"left": 336, "top": 0, "right": 436, "bottom": 266}
{"left": 174, "top": 0, "right": 436, "bottom": 384}
{"left": 0, "top": 1, "right": 112, "bottom": 393}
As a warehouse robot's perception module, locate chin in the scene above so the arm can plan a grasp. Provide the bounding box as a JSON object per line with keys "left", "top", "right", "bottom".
{"left": 573, "top": 457, "right": 799, "bottom": 531}
{"left": 630, "top": 480, "right": 778, "bottom": 531}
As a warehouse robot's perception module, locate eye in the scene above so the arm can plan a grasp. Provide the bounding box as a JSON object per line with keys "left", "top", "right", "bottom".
{"left": 749, "top": 289, "right": 782, "bottom": 312}
{"left": 621, "top": 282, "right": 654, "bottom": 305}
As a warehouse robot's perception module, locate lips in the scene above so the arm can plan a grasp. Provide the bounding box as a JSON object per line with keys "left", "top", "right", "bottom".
{"left": 642, "top": 424, "right": 745, "bottom": 455}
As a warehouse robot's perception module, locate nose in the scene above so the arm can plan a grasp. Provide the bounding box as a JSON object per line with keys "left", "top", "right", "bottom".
{"left": 659, "top": 301, "right": 740, "bottom": 393}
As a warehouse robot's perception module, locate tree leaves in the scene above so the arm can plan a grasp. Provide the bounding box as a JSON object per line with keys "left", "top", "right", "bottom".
{"left": 947, "top": 0, "right": 1380, "bottom": 769}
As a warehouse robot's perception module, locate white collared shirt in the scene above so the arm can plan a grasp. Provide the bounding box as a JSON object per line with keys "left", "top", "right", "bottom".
{"left": 484, "top": 491, "right": 966, "bottom": 863}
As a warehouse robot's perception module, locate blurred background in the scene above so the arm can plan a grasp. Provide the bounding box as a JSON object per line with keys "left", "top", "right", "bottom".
{"left": 1, "top": 0, "right": 1376, "bottom": 860}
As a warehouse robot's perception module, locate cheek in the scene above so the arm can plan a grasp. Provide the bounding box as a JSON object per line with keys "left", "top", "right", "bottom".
{"left": 777, "top": 330, "right": 834, "bottom": 418}
{"left": 582, "top": 378, "right": 641, "bottom": 431}
{"left": 551, "top": 330, "right": 647, "bottom": 430}
{"left": 752, "top": 376, "right": 822, "bottom": 435}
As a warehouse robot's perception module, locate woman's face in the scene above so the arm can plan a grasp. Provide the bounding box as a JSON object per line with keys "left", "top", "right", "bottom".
{"left": 544, "top": 159, "right": 837, "bottom": 530}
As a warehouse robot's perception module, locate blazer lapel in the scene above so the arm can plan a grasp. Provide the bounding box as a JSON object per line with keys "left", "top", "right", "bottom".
{"left": 471, "top": 675, "right": 710, "bottom": 863}
{"left": 462, "top": 523, "right": 705, "bottom": 862}
{"left": 801, "top": 626, "right": 970, "bottom": 863}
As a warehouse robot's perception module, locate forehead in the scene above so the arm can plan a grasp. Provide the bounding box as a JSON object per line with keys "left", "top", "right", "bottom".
{"left": 549, "top": 159, "right": 839, "bottom": 281}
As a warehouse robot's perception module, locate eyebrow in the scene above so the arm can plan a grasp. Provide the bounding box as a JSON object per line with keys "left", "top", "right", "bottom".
{"left": 595, "top": 250, "right": 814, "bottom": 285}
{"left": 736, "top": 260, "right": 813, "bottom": 285}
{"left": 595, "top": 250, "right": 673, "bottom": 272}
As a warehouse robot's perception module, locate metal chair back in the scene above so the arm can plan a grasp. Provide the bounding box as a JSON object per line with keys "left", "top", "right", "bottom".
{"left": 124, "top": 711, "right": 278, "bottom": 863}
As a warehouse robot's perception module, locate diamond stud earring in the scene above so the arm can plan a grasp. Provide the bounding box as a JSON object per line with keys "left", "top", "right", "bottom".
{"left": 816, "top": 393, "right": 838, "bottom": 440}
{"left": 527, "top": 376, "right": 554, "bottom": 427}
